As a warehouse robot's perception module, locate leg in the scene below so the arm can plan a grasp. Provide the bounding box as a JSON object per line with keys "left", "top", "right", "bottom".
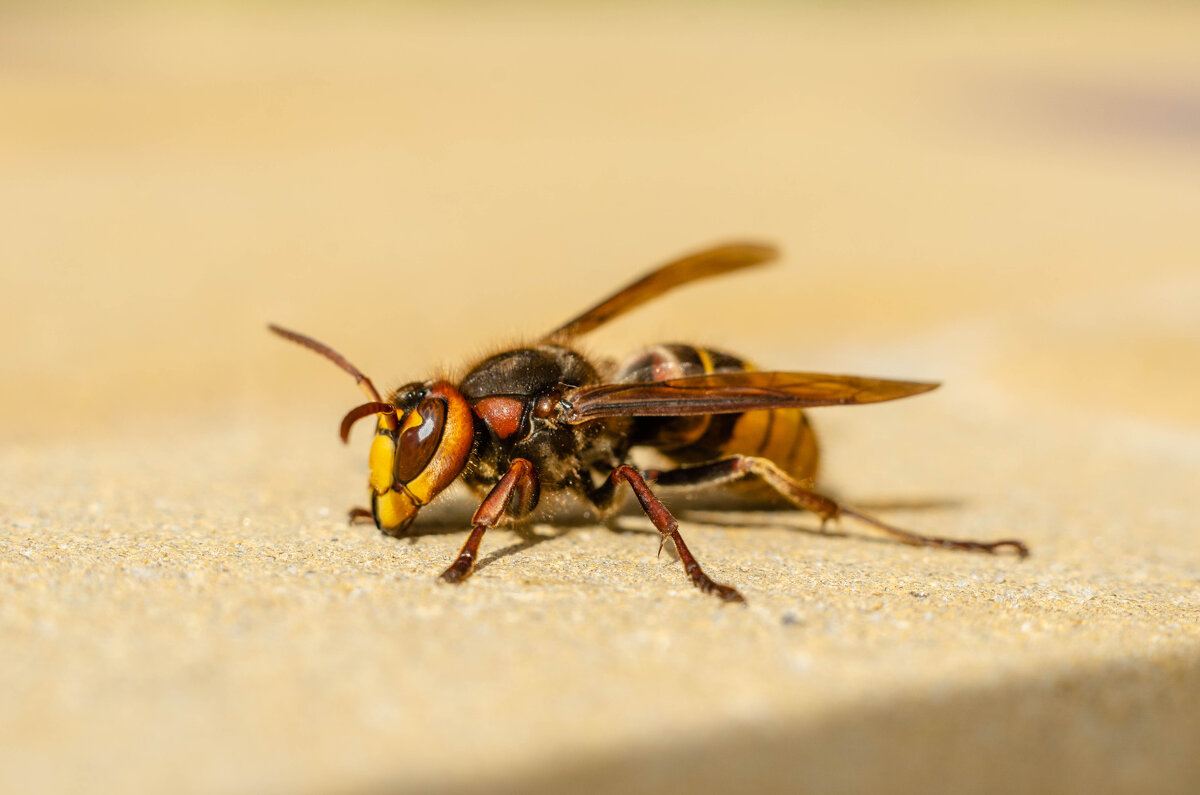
{"left": 441, "top": 459, "right": 538, "bottom": 583}
{"left": 347, "top": 507, "right": 373, "bottom": 525}
{"left": 648, "top": 456, "right": 1029, "bottom": 557}
{"left": 611, "top": 465, "right": 745, "bottom": 603}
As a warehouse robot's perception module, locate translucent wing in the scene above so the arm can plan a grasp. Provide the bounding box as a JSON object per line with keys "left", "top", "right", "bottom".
{"left": 542, "top": 242, "right": 778, "bottom": 343}
{"left": 561, "top": 371, "right": 938, "bottom": 424}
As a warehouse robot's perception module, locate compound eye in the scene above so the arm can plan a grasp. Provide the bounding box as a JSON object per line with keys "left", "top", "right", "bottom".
{"left": 394, "top": 398, "right": 446, "bottom": 483}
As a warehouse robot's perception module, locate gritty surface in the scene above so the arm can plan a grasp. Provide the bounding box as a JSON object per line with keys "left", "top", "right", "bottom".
{"left": 2, "top": 5, "right": 1199, "bottom": 795}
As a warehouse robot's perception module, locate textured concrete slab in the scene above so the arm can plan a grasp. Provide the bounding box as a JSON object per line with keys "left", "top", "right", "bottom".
{"left": 1, "top": 5, "right": 1198, "bottom": 794}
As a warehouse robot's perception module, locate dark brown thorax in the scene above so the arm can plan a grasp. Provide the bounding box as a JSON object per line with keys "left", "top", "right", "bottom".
{"left": 458, "top": 345, "right": 630, "bottom": 501}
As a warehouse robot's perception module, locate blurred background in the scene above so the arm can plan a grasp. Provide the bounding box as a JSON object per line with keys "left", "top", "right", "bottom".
{"left": 3, "top": 2, "right": 1196, "bottom": 440}
{"left": 1, "top": 3, "right": 1198, "bottom": 794}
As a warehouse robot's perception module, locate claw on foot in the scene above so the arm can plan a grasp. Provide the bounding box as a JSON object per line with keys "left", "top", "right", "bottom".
{"left": 686, "top": 564, "right": 745, "bottom": 603}
{"left": 440, "top": 556, "right": 474, "bottom": 584}
{"left": 818, "top": 515, "right": 840, "bottom": 535}
{"left": 708, "top": 582, "right": 745, "bottom": 603}
{"left": 977, "top": 539, "right": 1029, "bottom": 558}
{"left": 920, "top": 536, "right": 1029, "bottom": 559}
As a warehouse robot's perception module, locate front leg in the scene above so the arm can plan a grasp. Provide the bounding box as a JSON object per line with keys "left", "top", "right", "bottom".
{"left": 441, "top": 459, "right": 539, "bottom": 583}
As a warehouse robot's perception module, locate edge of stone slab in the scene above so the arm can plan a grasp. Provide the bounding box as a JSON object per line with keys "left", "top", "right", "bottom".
{"left": 388, "top": 647, "right": 1200, "bottom": 795}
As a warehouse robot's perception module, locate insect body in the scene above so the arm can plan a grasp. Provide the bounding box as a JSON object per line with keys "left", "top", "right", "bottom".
{"left": 271, "top": 243, "right": 1027, "bottom": 602}
{"left": 612, "top": 344, "right": 820, "bottom": 487}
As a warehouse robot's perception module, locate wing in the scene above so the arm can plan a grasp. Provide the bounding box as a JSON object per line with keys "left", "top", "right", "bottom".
{"left": 560, "top": 371, "right": 939, "bottom": 424}
{"left": 542, "top": 242, "right": 778, "bottom": 343}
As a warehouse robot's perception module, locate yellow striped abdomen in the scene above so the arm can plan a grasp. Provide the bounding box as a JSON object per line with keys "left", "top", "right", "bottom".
{"left": 615, "top": 343, "right": 819, "bottom": 484}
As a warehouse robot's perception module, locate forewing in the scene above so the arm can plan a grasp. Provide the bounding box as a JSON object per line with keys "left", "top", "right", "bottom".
{"left": 561, "top": 371, "right": 939, "bottom": 424}
{"left": 542, "top": 242, "right": 778, "bottom": 343}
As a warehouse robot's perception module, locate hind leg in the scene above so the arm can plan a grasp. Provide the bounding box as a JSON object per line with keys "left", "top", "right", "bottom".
{"left": 648, "top": 456, "right": 1028, "bottom": 557}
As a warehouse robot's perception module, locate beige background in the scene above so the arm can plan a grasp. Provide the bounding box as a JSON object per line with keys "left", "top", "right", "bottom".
{"left": 1, "top": 4, "right": 1198, "bottom": 794}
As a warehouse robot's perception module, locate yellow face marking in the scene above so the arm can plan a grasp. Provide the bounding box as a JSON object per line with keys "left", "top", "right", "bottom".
{"left": 405, "top": 475, "right": 437, "bottom": 505}
{"left": 374, "top": 488, "right": 417, "bottom": 531}
{"left": 398, "top": 408, "right": 424, "bottom": 435}
{"left": 368, "top": 433, "right": 397, "bottom": 495}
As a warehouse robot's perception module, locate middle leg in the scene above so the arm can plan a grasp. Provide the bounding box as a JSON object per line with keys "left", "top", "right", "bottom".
{"left": 610, "top": 465, "right": 745, "bottom": 603}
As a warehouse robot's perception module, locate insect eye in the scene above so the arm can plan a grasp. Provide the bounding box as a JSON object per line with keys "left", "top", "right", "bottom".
{"left": 392, "top": 382, "right": 425, "bottom": 409}
{"left": 394, "top": 398, "right": 447, "bottom": 482}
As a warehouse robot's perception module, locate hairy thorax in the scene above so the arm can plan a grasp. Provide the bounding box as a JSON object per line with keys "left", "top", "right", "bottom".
{"left": 458, "top": 345, "right": 630, "bottom": 496}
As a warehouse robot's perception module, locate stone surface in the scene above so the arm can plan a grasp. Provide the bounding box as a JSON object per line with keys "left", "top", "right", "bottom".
{"left": 1, "top": 5, "right": 1198, "bottom": 794}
